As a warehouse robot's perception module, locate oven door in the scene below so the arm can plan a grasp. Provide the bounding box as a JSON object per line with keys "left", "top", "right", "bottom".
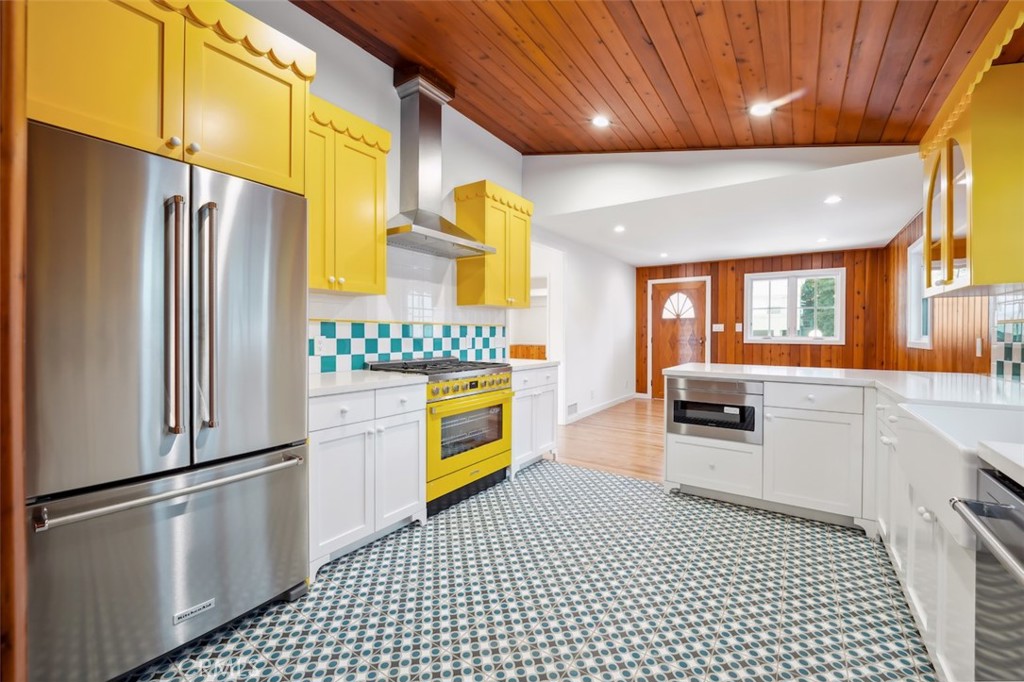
{"left": 666, "top": 389, "right": 763, "bottom": 445}
{"left": 427, "top": 389, "right": 512, "bottom": 480}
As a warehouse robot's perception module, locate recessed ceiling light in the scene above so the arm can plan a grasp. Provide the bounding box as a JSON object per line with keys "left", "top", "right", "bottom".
{"left": 749, "top": 103, "right": 774, "bottom": 117}
{"left": 817, "top": 237, "right": 829, "bottom": 243}
{"left": 659, "top": 252, "right": 668, "bottom": 258}
{"left": 613, "top": 225, "right": 625, "bottom": 233}
{"left": 824, "top": 195, "right": 842, "bottom": 205}
{"left": 592, "top": 115, "right": 610, "bottom": 128}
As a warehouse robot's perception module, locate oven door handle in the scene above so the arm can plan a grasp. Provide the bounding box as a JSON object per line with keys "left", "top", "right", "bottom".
{"left": 430, "top": 389, "right": 512, "bottom": 416}
{"left": 952, "top": 497, "right": 1024, "bottom": 589}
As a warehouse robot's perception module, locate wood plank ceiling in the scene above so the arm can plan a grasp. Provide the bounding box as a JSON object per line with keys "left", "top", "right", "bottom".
{"left": 294, "top": 1, "right": 1018, "bottom": 155}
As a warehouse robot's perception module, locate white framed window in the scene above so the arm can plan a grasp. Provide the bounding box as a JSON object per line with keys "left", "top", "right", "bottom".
{"left": 907, "top": 237, "right": 932, "bottom": 349}
{"left": 744, "top": 268, "right": 846, "bottom": 344}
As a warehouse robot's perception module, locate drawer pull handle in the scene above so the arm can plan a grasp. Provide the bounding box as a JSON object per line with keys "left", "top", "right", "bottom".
{"left": 880, "top": 436, "right": 892, "bottom": 446}
{"left": 339, "top": 407, "right": 349, "bottom": 415}
{"left": 470, "top": 469, "right": 481, "bottom": 476}
{"left": 400, "top": 397, "right": 408, "bottom": 404}
{"left": 765, "top": 413, "right": 773, "bottom": 421}
{"left": 887, "top": 415, "right": 899, "bottom": 424}
{"left": 806, "top": 394, "right": 816, "bottom": 402}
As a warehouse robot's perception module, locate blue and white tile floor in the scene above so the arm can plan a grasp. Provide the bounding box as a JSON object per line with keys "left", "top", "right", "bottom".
{"left": 119, "top": 462, "right": 936, "bottom": 682}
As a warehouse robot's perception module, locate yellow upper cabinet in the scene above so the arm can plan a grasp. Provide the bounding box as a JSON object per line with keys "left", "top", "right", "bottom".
{"left": 306, "top": 96, "right": 391, "bottom": 294}
{"left": 27, "top": 0, "right": 186, "bottom": 158}
{"left": 455, "top": 181, "right": 532, "bottom": 308}
{"left": 923, "top": 63, "right": 1024, "bottom": 297}
{"left": 27, "top": 0, "right": 315, "bottom": 194}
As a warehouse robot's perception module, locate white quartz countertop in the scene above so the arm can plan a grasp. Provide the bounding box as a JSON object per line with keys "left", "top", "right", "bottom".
{"left": 509, "top": 359, "right": 560, "bottom": 371}
{"left": 664, "top": 363, "right": 1024, "bottom": 408}
{"left": 978, "top": 441, "right": 1024, "bottom": 488}
{"left": 309, "top": 371, "right": 427, "bottom": 398}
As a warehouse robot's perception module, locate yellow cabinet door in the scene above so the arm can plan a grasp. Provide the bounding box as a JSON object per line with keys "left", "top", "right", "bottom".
{"left": 333, "top": 136, "right": 387, "bottom": 294}
{"left": 306, "top": 119, "right": 336, "bottom": 291}
{"left": 307, "top": 96, "right": 390, "bottom": 294}
{"left": 455, "top": 180, "right": 533, "bottom": 308}
{"left": 27, "top": 0, "right": 185, "bottom": 157}
{"left": 506, "top": 211, "right": 531, "bottom": 308}
{"left": 183, "top": 15, "right": 305, "bottom": 193}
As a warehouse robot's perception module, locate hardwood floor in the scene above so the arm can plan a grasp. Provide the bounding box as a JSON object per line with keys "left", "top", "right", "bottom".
{"left": 551, "top": 398, "right": 664, "bottom": 482}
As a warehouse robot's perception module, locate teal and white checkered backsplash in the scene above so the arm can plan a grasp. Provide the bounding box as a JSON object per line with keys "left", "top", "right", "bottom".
{"left": 309, "top": 320, "right": 507, "bottom": 373}
{"left": 992, "top": 292, "right": 1024, "bottom": 384}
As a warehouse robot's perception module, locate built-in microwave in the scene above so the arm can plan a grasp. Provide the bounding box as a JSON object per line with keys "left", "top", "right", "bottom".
{"left": 665, "top": 378, "right": 764, "bottom": 445}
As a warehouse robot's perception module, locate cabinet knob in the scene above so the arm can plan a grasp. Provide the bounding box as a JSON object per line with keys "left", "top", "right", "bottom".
{"left": 806, "top": 394, "right": 816, "bottom": 402}
{"left": 339, "top": 407, "right": 349, "bottom": 415}
{"left": 366, "top": 428, "right": 374, "bottom": 436}
{"left": 765, "top": 413, "right": 773, "bottom": 421}
{"left": 328, "top": 276, "right": 336, "bottom": 284}
{"left": 887, "top": 415, "right": 899, "bottom": 424}
{"left": 917, "top": 506, "right": 935, "bottom": 522}
{"left": 338, "top": 277, "right": 346, "bottom": 284}
{"left": 708, "top": 463, "right": 716, "bottom": 471}
{"left": 186, "top": 142, "right": 201, "bottom": 154}
{"left": 167, "top": 136, "right": 182, "bottom": 149}
{"left": 880, "top": 435, "right": 892, "bottom": 446}
{"left": 875, "top": 404, "right": 887, "bottom": 412}
{"left": 376, "top": 427, "right": 384, "bottom": 434}
{"left": 399, "top": 397, "right": 408, "bottom": 404}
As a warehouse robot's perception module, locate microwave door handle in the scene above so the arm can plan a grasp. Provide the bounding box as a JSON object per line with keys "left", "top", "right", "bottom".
{"left": 951, "top": 497, "right": 1024, "bottom": 588}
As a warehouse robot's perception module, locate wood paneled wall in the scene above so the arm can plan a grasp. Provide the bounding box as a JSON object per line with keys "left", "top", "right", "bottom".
{"left": 635, "top": 216, "right": 991, "bottom": 393}
{"left": 878, "top": 213, "right": 990, "bottom": 374}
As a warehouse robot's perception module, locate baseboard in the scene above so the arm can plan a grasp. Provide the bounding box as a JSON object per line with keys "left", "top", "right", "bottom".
{"left": 565, "top": 393, "right": 636, "bottom": 424}
{"left": 634, "top": 392, "right": 651, "bottom": 400}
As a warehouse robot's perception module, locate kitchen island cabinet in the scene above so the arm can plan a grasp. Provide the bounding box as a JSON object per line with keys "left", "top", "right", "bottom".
{"left": 307, "top": 372, "right": 427, "bottom": 581}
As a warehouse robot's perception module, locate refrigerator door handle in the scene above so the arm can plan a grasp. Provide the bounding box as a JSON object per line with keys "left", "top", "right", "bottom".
{"left": 165, "top": 196, "right": 185, "bottom": 435}
{"left": 32, "top": 454, "right": 303, "bottom": 533}
{"left": 200, "top": 201, "right": 219, "bottom": 428}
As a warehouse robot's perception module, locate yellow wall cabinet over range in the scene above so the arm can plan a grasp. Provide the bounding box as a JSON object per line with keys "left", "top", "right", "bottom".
{"left": 455, "top": 180, "right": 532, "bottom": 308}
{"left": 306, "top": 96, "right": 391, "bottom": 294}
{"left": 26, "top": 0, "right": 314, "bottom": 194}
{"left": 923, "top": 63, "right": 1024, "bottom": 297}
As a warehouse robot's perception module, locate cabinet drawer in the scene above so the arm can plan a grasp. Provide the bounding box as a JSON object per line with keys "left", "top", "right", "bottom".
{"left": 309, "top": 390, "right": 375, "bottom": 432}
{"left": 665, "top": 435, "right": 762, "bottom": 499}
{"left": 375, "top": 385, "right": 427, "bottom": 419}
{"left": 512, "top": 367, "right": 556, "bottom": 392}
{"left": 764, "top": 382, "right": 863, "bottom": 414}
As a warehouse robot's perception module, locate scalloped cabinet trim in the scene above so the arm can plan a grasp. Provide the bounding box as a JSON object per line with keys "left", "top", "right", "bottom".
{"left": 157, "top": 0, "right": 316, "bottom": 80}
{"left": 454, "top": 180, "right": 534, "bottom": 217}
{"left": 310, "top": 99, "right": 391, "bottom": 153}
{"left": 920, "top": 1, "right": 1024, "bottom": 159}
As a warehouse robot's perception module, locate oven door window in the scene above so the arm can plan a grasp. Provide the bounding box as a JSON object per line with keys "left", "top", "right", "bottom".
{"left": 672, "top": 400, "right": 756, "bottom": 433}
{"left": 441, "top": 404, "right": 504, "bottom": 460}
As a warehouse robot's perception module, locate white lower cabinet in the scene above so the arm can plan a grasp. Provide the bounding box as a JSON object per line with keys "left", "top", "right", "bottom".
{"left": 510, "top": 365, "right": 558, "bottom": 477}
{"left": 665, "top": 434, "right": 762, "bottom": 499}
{"left": 763, "top": 407, "right": 863, "bottom": 517}
{"left": 308, "top": 387, "right": 426, "bottom": 581}
{"left": 309, "top": 422, "right": 375, "bottom": 562}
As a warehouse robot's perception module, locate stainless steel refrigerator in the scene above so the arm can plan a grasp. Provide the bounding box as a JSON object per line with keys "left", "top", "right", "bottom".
{"left": 25, "top": 122, "right": 309, "bottom": 682}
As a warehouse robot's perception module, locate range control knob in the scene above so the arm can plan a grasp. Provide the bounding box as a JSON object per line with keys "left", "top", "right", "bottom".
{"left": 443, "top": 386, "right": 451, "bottom": 394}
{"left": 431, "top": 387, "right": 440, "bottom": 396}
{"left": 453, "top": 384, "right": 461, "bottom": 393}
{"left": 463, "top": 383, "right": 470, "bottom": 391}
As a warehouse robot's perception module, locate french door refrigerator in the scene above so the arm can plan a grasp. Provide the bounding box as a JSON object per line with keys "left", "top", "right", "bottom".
{"left": 25, "top": 122, "right": 309, "bottom": 682}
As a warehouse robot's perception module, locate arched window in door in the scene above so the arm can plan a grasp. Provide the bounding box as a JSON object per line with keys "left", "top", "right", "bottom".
{"left": 662, "top": 293, "right": 695, "bottom": 320}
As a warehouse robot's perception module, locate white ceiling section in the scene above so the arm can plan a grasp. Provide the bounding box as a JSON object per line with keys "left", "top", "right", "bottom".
{"left": 523, "top": 146, "right": 923, "bottom": 267}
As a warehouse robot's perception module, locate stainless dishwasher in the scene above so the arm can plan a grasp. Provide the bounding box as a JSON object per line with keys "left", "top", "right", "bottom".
{"left": 952, "top": 469, "right": 1024, "bottom": 681}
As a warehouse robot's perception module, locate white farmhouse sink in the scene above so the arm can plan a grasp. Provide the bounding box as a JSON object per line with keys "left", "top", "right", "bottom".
{"left": 899, "top": 403, "right": 1024, "bottom": 453}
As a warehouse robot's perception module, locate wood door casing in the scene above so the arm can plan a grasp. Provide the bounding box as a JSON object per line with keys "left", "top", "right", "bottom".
{"left": 651, "top": 281, "right": 706, "bottom": 399}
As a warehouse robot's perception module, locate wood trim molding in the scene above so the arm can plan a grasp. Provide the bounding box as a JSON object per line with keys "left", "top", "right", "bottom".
{"left": 0, "top": 0, "right": 28, "bottom": 678}
{"left": 310, "top": 97, "right": 392, "bottom": 153}
{"left": 453, "top": 180, "right": 534, "bottom": 215}
{"left": 920, "top": 0, "right": 1024, "bottom": 158}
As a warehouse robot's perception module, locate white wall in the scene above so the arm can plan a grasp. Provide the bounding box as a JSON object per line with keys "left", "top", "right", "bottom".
{"left": 531, "top": 227, "right": 635, "bottom": 421}
{"left": 231, "top": 0, "right": 522, "bottom": 326}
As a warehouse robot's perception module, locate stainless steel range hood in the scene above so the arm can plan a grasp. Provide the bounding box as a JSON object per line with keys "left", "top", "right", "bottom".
{"left": 386, "top": 75, "right": 495, "bottom": 258}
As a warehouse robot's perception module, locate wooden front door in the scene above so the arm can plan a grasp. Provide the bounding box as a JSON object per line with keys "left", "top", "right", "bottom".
{"left": 651, "top": 281, "right": 707, "bottom": 399}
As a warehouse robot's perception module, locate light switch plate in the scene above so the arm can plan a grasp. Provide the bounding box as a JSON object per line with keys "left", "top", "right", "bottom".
{"left": 735, "top": 323, "right": 743, "bottom": 333}
{"left": 976, "top": 337, "right": 983, "bottom": 357}
{"left": 712, "top": 323, "right": 724, "bottom": 332}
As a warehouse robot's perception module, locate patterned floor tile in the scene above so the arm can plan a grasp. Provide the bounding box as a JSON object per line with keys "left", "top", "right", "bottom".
{"left": 118, "top": 461, "right": 937, "bottom": 682}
